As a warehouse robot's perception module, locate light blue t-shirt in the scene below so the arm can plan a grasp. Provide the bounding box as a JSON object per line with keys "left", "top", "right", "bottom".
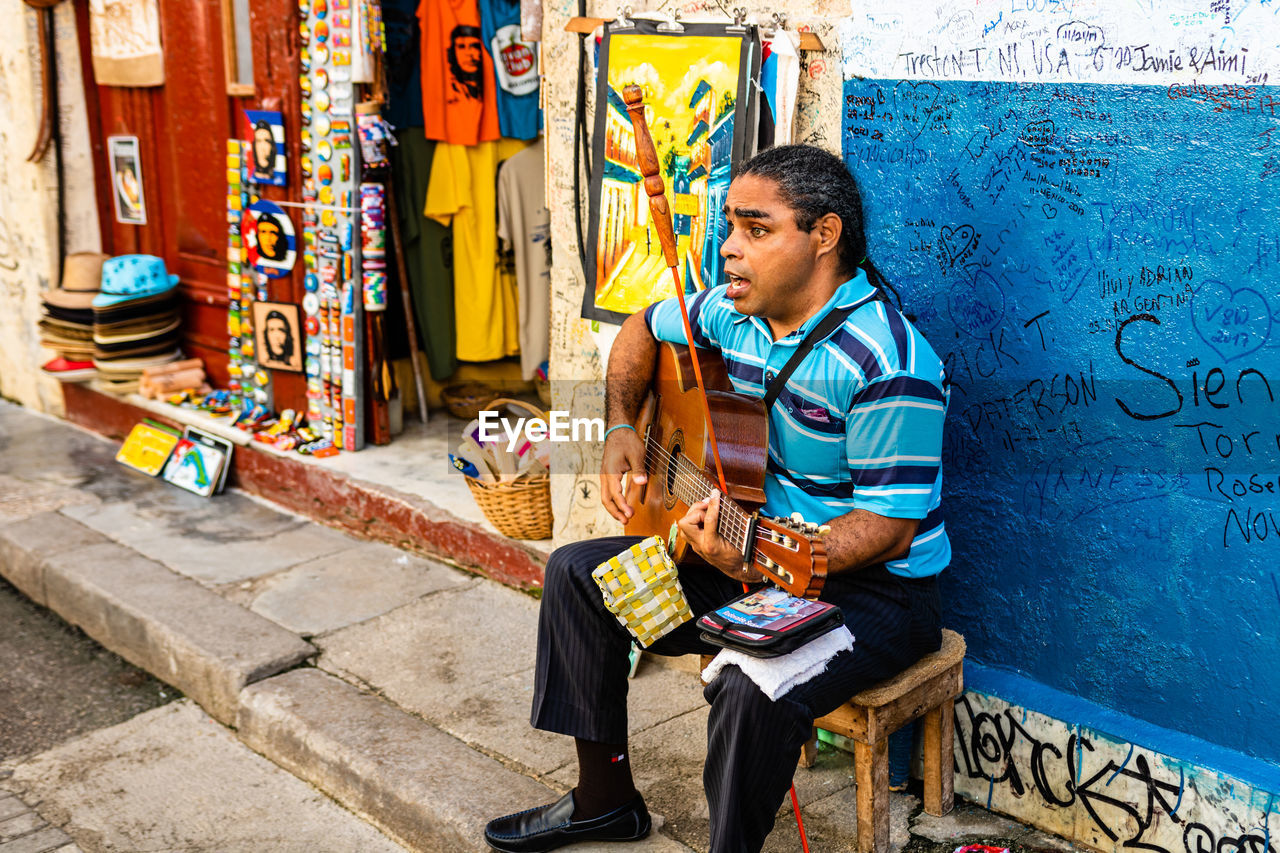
{"left": 645, "top": 272, "right": 951, "bottom": 578}
{"left": 477, "top": 0, "right": 541, "bottom": 140}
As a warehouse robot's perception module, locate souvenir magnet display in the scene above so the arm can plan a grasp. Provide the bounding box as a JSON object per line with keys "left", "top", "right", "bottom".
{"left": 300, "top": 0, "right": 365, "bottom": 450}
{"left": 243, "top": 144, "right": 271, "bottom": 406}
{"left": 360, "top": 182, "right": 386, "bottom": 311}
{"left": 226, "top": 139, "right": 247, "bottom": 403}
{"left": 108, "top": 136, "right": 147, "bottom": 225}
{"left": 244, "top": 199, "right": 298, "bottom": 277}
{"left": 245, "top": 110, "right": 288, "bottom": 187}
{"left": 226, "top": 140, "right": 271, "bottom": 409}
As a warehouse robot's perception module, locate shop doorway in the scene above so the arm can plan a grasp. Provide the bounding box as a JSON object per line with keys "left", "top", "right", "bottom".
{"left": 74, "top": 0, "right": 307, "bottom": 411}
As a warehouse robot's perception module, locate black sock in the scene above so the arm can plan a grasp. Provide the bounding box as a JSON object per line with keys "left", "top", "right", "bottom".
{"left": 572, "top": 738, "right": 637, "bottom": 820}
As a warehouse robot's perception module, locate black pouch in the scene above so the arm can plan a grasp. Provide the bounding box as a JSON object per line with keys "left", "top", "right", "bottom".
{"left": 697, "top": 588, "right": 845, "bottom": 658}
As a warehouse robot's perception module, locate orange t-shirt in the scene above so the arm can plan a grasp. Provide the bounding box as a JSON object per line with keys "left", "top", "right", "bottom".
{"left": 419, "top": 0, "right": 500, "bottom": 145}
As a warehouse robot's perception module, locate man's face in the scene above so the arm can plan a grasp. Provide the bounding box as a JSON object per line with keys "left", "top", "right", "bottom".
{"left": 254, "top": 128, "right": 274, "bottom": 170}
{"left": 453, "top": 36, "right": 483, "bottom": 74}
{"left": 719, "top": 173, "right": 832, "bottom": 335}
{"left": 257, "top": 221, "right": 281, "bottom": 258}
{"left": 266, "top": 318, "right": 288, "bottom": 355}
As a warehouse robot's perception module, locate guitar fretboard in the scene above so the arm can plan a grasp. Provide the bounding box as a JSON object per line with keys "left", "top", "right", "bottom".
{"left": 643, "top": 437, "right": 753, "bottom": 555}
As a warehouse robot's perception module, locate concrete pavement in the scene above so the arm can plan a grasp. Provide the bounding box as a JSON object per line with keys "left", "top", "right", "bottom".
{"left": 2, "top": 701, "right": 413, "bottom": 852}
{"left": 0, "top": 399, "right": 1078, "bottom": 853}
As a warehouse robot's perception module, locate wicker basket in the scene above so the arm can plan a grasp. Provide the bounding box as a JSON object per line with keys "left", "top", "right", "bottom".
{"left": 463, "top": 397, "right": 552, "bottom": 539}
{"left": 534, "top": 377, "right": 552, "bottom": 407}
{"left": 592, "top": 536, "right": 692, "bottom": 647}
{"left": 465, "top": 476, "right": 552, "bottom": 539}
{"left": 442, "top": 382, "right": 498, "bottom": 421}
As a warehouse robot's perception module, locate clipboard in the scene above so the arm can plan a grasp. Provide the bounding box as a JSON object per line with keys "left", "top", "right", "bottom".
{"left": 116, "top": 421, "right": 182, "bottom": 477}
{"left": 160, "top": 427, "right": 233, "bottom": 497}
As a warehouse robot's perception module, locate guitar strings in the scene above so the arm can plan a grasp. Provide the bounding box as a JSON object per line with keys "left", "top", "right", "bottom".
{"left": 639, "top": 438, "right": 817, "bottom": 588}
{"left": 641, "top": 445, "right": 749, "bottom": 542}
{"left": 637, "top": 437, "right": 818, "bottom": 588}
{"left": 641, "top": 442, "right": 790, "bottom": 577}
{"left": 641, "top": 439, "right": 755, "bottom": 546}
{"left": 642, "top": 441, "right": 747, "bottom": 531}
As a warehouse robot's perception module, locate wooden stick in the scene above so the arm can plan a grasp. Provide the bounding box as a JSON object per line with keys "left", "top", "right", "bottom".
{"left": 145, "top": 369, "right": 207, "bottom": 396}
{"left": 142, "top": 358, "right": 204, "bottom": 377}
{"left": 24, "top": 1, "right": 58, "bottom": 162}
{"left": 385, "top": 180, "right": 430, "bottom": 425}
{"left": 621, "top": 83, "right": 729, "bottom": 495}
{"left": 621, "top": 88, "right": 679, "bottom": 269}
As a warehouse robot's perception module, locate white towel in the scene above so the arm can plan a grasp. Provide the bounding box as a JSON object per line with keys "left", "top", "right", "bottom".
{"left": 701, "top": 626, "right": 855, "bottom": 700}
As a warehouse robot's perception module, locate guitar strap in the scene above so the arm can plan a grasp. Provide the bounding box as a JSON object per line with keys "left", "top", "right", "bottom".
{"left": 761, "top": 305, "right": 855, "bottom": 412}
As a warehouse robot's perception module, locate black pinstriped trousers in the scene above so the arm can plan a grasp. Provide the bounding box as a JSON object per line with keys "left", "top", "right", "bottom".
{"left": 530, "top": 536, "right": 943, "bottom": 853}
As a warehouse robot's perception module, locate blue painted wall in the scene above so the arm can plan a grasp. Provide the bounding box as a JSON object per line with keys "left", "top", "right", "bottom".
{"left": 842, "top": 78, "right": 1280, "bottom": 764}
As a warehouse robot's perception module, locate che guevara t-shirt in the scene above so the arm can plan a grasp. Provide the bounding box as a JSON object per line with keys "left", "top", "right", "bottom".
{"left": 419, "top": 0, "right": 500, "bottom": 145}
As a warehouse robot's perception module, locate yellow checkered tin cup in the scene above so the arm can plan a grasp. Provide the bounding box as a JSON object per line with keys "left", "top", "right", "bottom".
{"left": 592, "top": 535, "right": 693, "bottom": 648}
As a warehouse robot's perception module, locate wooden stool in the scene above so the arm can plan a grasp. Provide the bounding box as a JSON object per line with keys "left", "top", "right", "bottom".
{"left": 805, "top": 628, "right": 966, "bottom": 853}
{"left": 698, "top": 629, "right": 965, "bottom": 853}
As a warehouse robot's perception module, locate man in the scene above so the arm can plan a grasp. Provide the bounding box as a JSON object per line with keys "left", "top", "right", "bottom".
{"left": 262, "top": 310, "right": 295, "bottom": 367}
{"left": 114, "top": 160, "right": 142, "bottom": 219}
{"left": 255, "top": 213, "right": 286, "bottom": 263}
{"left": 251, "top": 120, "right": 276, "bottom": 182}
{"left": 484, "top": 145, "right": 950, "bottom": 853}
{"left": 447, "top": 24, "right": 484, "bottom": 101}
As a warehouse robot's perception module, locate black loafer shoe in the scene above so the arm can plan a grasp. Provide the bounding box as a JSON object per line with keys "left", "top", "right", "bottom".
{"left": 484, "top": 790, "right": 651, "bottom": 852}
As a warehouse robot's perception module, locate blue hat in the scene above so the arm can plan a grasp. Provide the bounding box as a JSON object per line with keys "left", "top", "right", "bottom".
{"left": 92, "top": 255, "right": 179, "bottom": 308}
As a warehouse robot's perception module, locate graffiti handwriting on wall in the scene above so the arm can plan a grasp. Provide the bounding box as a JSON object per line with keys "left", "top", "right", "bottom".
{"left": 844, "top": 75, "right": 1280, "bottom": 552}
{"left": 0, "top": 217, "right": 22, "bottom": 273}
{"left": 841, "top": 2, "right": 1279, "bottom": 88}
{"left": 954, "top": 697, "right": 1277, "bottom": 853}
{"left": 843, "top": 66, "right": 1280, "bottom": 759}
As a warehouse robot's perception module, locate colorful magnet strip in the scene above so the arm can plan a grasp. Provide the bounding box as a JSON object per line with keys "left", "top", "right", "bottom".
{"left": 301, "top": 0, "right": 364, "bottom": 450}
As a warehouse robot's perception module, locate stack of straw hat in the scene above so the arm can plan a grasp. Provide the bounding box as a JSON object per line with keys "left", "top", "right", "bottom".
{"left": 39, "top": 253, "right": 108, "bottom": 382}
{"left": 92, "top": 254, "right": 184, "bottom": 395}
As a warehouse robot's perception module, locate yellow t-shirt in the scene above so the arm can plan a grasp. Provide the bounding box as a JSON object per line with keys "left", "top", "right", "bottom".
{"left": 424, "top": 139, "right": 528, "bottom": 362}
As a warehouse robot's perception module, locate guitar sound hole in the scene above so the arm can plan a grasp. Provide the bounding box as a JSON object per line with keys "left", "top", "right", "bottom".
{"left": 664, "top": 430, "right": 684, "bottom": 510}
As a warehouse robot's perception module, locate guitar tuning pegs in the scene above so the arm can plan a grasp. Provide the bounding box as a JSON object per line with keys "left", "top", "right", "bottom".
{"left": 817, "top": 525, "right": 831, "bottom": 536}
{"left": 790, "top": 512, "right": 804, "bottom": 525}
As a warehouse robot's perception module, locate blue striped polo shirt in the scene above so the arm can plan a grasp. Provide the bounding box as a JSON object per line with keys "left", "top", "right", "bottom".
{"left": 644, "top": 271, "right": 951, "bottom": 578}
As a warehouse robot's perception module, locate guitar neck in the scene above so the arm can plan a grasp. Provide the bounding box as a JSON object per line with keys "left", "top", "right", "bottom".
{"left": 645, "top": 435, "right": 753, "bottom": 556}
{"left": 638, "top": 422, "right": 827, "bottom": 599}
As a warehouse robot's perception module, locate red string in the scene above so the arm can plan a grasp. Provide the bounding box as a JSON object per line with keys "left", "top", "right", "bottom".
{"left": 791, "top": 784, "right": 812, "bottom": 852}
{"left": 634, "top": 87, "right": 807, "bottom": 853}
{"left": 667, "top": 264, "right": 729, "bottom": 495}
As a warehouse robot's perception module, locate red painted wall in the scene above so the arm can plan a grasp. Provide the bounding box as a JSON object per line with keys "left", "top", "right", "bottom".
{"left": 75, "top": 0, "right": 306, "bottom": 413}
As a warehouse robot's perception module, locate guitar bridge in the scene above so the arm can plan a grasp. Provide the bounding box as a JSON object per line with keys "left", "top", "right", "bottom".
{"left": 740, "top": 514, "right": 760, "bottom": 568}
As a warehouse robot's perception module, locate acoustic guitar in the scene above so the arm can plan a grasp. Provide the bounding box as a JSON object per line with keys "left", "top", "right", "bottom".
{"left": 623, "top": 341, "right": 829, "bottom": 599}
